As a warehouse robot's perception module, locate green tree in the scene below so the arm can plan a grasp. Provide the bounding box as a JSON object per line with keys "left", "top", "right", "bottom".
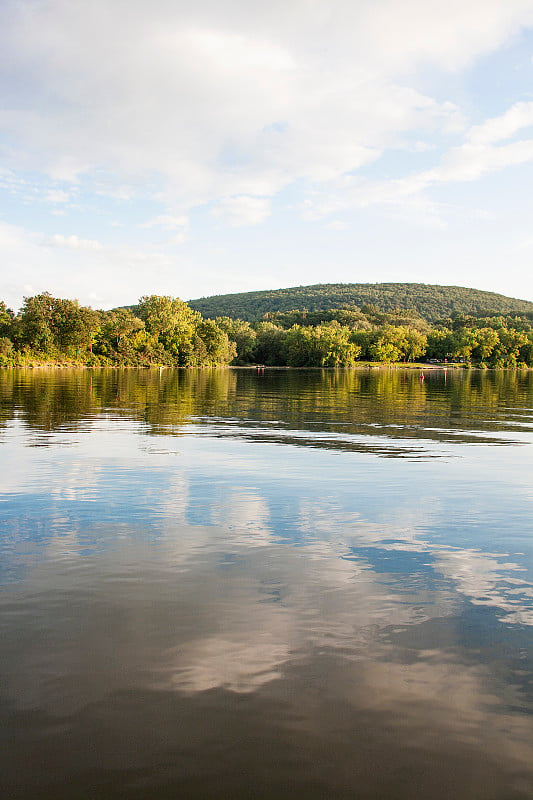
{"left": 426, "top": 329, "right": 454, "bottom": 360}
{"left": 518, "top": 335, "right": 533, "bottom": 366}
{"left": 0, "top": 301, "right": 14, "bottom": 337}
{"left": 137, "top": 295, "right": 199, "bottom": 361}
{"left": 350, "top": 330, "right": 373, "bottom": 360}
{"left": 0, "top": 336, "right": 13, "bottom": 356}
{"left": 284, "top": 323, "right": 362, "bottom": 367}
{"left": 450, "top": 328, "right": 478, "bottom": 362}
{"left": 402, "top": 328, "right": 428, "bottom": 361}
{"left": 254, "top": 322, "right": 288, "bottom": 365}
{"left": 471, "top": 327, "right": 499, "bottom": 363}
{"left": 50, "top": 299, "right": 100, "bottom": 357}
{"left": 193, "top": 319, "right": 236, "bottom": 366}
{"left": 314, "top": 322, "right": 361, "bottom": 366}
{"left": 18, "top": 293, "right": 56, "bottom": 352}
{"left": 369, "top": 326, "right": 408, "bottom": 362}
{"left": 98, "top": 308, "right": 144, "bottom": 355}
{"left": 490, "top": 328, "right": 529, "bottom": 367}
{"left": 285, "top": 325, "right": 316, "bottom": 366}
{"left": 216, "top": 317, "right": 257, "bottom": 364}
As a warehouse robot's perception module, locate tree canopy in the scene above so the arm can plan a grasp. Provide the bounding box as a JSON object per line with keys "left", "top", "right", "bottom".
{"left": 189, "top": 283, "right": 533, "bottom": 323}
{"left": 2, "top": 290, "right": 533, "bottom": 369}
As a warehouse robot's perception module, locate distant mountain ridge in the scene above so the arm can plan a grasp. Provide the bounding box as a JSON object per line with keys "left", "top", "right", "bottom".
{"left": 189, "top": 283, "right": 533, "bottom": 323}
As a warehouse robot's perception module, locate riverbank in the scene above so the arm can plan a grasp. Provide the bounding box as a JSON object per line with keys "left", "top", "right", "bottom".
{"left": 1, "top": 360, "right": 529, "bottom": 371}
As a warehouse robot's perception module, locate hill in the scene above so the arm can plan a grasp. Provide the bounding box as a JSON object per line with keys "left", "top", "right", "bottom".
{"left": 189, "top": 283, "right": 533, "bottom": 323}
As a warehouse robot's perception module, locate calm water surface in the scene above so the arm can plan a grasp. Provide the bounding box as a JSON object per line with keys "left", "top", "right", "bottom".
{"left": 1, "top": 368, "right": 533, "bottom": 799}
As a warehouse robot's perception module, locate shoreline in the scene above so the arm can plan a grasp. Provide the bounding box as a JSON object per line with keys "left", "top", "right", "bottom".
{"left": 1, "top": 362, "right": 530, "bottom": 371}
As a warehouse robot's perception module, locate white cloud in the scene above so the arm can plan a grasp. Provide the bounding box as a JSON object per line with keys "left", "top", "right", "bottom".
{"left": 170, "top": 232, "right": 187, "bottom": 245}
{"left": 46, "top": 233, "right": 102, "bottom": 250}
{"left": 301, "top": 99, "right": 533, "bottom": 225}
{"left": 468, "top": 101, "right": 533, "bottom": 145}
{"left": 2, "top": 1, "right": 533, "bottom": 303}
{"left": 432, "top": 138, "right": 533, "bottom": 182}
{"left": 141, "top": 214, "right": 190, "bottom": 231}
{"left": 2, "top": 0, "right": 531, "bottom": 217}
{"left": 0, "top": 221, "right": 188, "bottom": 310}
{"left": 326, "top": 220, "right": 349, "bottom": 231}
{"left": 44, "top": 189, "right": 71, "bottom": 204}
{"left": 213, "top": 195, "right": 272, "bottom": 226}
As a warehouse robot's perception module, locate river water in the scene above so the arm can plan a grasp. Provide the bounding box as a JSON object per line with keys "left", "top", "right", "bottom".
{"left": 1, "top": 367, "right": 533, "bottom": 799}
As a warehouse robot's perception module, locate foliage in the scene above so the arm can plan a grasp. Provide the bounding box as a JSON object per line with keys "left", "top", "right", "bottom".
{"left": 189, "top": 282, "right": 533, "bottom": 323}
{"left": 0, "top": 301, "right": 14, "bottom": 336}
{"left": 284, "top": 323, "right": 361, "bottom": 367}
{"left": 0, "top": 337, "right": 13, "bottom": 358}
{"left": 254, "top": 322, "right": 288, "bottom": 366}
{"left": 2, "top": 289, "right": 533, "bottom": 369}
{"left": 2, "top": 293, "right": 236, "bottom": 367}
{"left": 191, "top": 319, "right": 237, "bottom": 366}
{"left": 15, "top": 293, "right": 100, "bottom": 358}
{"left": 99, "top": 308, "right": 144, "bottom": 351}
{"left": 215, "top": 317, "right": 257, "bottom": 364}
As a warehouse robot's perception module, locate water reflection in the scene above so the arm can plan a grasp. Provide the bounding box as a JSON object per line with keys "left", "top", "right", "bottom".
{"left": 1, "top": 367, "right": 533, "bottom": 450}
{"left": 2, "top": 529, "right": 533, "bottom": 798}
{"left": 1, "top": 368, "right": 533, "bottom": 798}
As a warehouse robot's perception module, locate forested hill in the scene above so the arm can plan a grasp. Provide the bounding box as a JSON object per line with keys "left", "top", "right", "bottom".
{"left": 189, "top": 283, "right": 533, "bottom": 323}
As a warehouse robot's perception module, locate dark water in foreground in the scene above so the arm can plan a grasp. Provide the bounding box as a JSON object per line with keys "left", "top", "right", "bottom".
{"left": 1, "top": 367, "right": 533, "bottom": 799}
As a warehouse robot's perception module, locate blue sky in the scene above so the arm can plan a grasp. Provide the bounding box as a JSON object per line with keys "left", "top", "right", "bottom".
{"left": 2, "top": 0, "right": 533, "bottom": 311}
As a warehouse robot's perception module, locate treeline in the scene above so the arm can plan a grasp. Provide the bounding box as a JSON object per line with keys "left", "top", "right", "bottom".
{"left": 217, "top": 311, "right": 533, "bottom": 367}
{"left": 0, "top": 293, "right": 236, "bottom": 367}
{"left": 189, "top": 282, "right": 533, "bottom": 322}
{"left": 1, "top": 292, "right": 533, "bottom": 368}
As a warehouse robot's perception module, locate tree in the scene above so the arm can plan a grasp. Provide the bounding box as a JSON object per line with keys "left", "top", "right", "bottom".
{"left": 98, "top": 308, "right": 144, "bottom": 354}
{"left": 471, "top": 328, "right": 499, "bottom": 363}
{"left": 285, "top": 325, "right": 317, "bottom": 366}
{"left": 0, "top": 336, "right": 13, "bottom": 356}
{"left": 350, "top": 330, "right": 373, "bottom": 360}
{"left": 490, "top": 328, "right": 529, "bottom": 367}
{"left": 193, "top": 319, "right": 236, "bottom": 366}
{"left": 403, "top": 328, "right": 428, "bottom": 362}
{"left": 254, "top": 322, "right": 287, "bottom": 365}
{"left": 0, "top": 301, "right": 14, "bottom": 337}
{"left": 450, "top": 328, "right": 478, "bottom": 362}
{"left": 136, "top": 295, "right": 199, "bottom": 361}
{"left": 519, "top": 335, "right": 533, "bottom": 366}
{"left": 18, "top": 293, "right": 56, "bottom": 352}
{"left": 216, "top": 317, "right": 257, "bottom": 364}
{"left": 50, "top": 299, "right": 100, "bottom": 357}
{"left": 369, "top": 326, "right": 408, "bottom": 362}
{"left": 16, "top": 294, "right": 101, "bottom": 358}
{"left": 314, "top": 322, "right": 361, "bottom": 366}
{"left": 426, "top": 329, "right": 454, "bottom": 360}
{"left": 367, "top": 325, "right": 426, "bottom": 363}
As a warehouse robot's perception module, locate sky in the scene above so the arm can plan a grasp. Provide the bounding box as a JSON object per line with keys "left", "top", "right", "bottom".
{"left": 2, "top": 0, "right": 533, "bottom": 311}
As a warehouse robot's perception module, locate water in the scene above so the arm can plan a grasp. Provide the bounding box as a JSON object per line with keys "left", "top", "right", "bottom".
{"left": 1, "top": 367, "right": 533, "bottom": 799}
